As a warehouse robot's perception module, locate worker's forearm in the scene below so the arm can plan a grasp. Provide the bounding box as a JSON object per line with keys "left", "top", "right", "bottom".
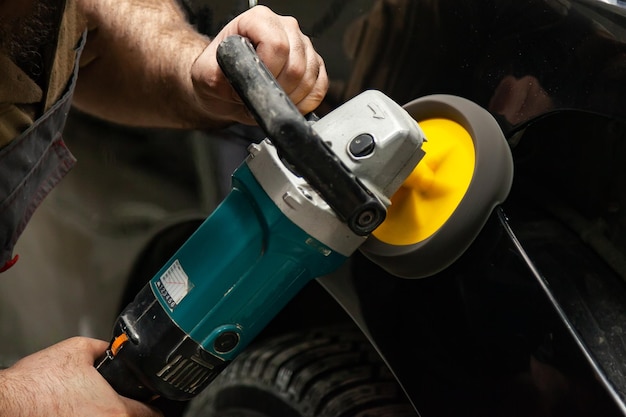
{"left": 73, "top": 2, "right": 329, "bottom": 129}
{"left": 74, "top": 0, "right": 212, "bottom": 129}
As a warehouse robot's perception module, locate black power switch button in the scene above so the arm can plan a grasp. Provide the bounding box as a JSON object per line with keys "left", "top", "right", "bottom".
{"left": 349, "top": 134, "right": 375, "bottom": 158}
{"left": 214, "top": 331, "right": 240, "bottom": 353}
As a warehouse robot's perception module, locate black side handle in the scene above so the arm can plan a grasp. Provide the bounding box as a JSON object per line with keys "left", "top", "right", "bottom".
{"left": 216, "top": 35, "right": 385, "bottom": 235}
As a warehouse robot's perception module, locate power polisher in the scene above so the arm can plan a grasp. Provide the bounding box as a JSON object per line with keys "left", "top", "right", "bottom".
{"left": 96, "top": 35, "right": 513, "bottom": 401}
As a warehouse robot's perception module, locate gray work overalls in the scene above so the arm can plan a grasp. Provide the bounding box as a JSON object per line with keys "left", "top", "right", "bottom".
{"left": 0, "top": 24, "right": 84, "bottom": 272}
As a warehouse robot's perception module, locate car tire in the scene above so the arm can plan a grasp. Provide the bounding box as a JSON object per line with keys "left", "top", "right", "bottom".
{"left": 182, "top": 326, "right": 418, "bottom": 417}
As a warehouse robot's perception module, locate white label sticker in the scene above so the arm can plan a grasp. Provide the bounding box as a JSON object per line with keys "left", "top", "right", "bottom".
{"left": 156, "top": 260, "right": 191, "bottom": 310}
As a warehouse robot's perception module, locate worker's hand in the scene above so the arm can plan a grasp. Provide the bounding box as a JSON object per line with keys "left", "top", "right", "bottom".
{"left": 0, "top": 337, "right": 162, "bottom": 417}
{"left": 191, "top": 5, "right": 328, "bottom": 126}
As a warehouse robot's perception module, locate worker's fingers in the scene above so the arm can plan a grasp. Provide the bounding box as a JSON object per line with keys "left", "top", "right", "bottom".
{"left": 81, "top": 337, "right": 111, "bottom": 359}
{"left": 4, "top": 337, "right": 164, "bottom": 417}
{"left": 236, "top": 7, "right": 328, "bottom": 115}
{"left": 250, "top": 16, "right": 304, "bottom": 91}
{"left": 120, "top": 396, "right": 164, "bottom": 417}
{"left": 256, "top": 27, "right": 327, "bottom": 112}
{"left": 290, "top": 54, "right": 327, "bottom": 114}
{"left": 57, "top": 336, "right": 110, "bottom": 365}
{"left": 68, "top": 338, "right": 163, "bottom": 416}
{"left": 190, "top": 5, "right": 327, "bottom": 126}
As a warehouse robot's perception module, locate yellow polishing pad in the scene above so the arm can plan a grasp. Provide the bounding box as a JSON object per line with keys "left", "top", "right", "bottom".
{"left": 373, "top": 118, "right": 475, "bottom": 245}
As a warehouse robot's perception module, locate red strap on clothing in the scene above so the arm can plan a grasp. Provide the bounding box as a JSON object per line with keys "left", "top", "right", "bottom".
{"left": 0, "top": 254, "right": 19, "bottom": 272}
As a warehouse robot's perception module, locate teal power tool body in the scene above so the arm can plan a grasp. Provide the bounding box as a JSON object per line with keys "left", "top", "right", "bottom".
{"left": 97, "top": 35, "right": 513, "bottom": 402}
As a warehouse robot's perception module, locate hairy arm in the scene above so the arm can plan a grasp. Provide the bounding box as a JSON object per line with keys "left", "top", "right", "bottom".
{"left": 73, "top": 0, "right": 327, "bottom": 129}
{"left": 74, "top": 0, "right": 211, "bottom": 128}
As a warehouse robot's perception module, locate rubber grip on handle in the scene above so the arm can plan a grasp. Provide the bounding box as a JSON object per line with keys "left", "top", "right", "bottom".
{"left": 216, "top": 35, "right": 386, "bottom": 235}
